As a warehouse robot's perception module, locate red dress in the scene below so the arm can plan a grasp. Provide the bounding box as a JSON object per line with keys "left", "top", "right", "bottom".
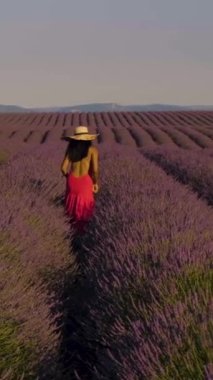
{"left": 65, "top": 172, "right": 95, "bottom": 232}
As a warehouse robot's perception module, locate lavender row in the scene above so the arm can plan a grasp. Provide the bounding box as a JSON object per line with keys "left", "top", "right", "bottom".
{"left": 73, "top": 146, "right": 212, "bottom": 379}
{"left": 143, "top": 146, "right": 213, "bottom": 205}
{"left": 0, "top": 144, "right": 76, "bottom": 379}
{"left": 1, "top": 111, "right": 213, "bottom": 130}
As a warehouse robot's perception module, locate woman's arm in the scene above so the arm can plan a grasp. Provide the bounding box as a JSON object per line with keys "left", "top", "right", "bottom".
{"left": 60, "top": 154, "right": 70, "bottom": 176}
{"left": 91, "top": 147, "right": 99, "bottom": 192}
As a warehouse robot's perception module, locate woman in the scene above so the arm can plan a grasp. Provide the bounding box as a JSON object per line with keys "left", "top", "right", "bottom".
{"left": 60, "top": 125, "right": 99, "bottom": 232}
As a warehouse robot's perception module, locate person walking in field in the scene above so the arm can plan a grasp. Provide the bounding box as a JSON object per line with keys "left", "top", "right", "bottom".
{"left": 60, "top": 126, "right": 99, "bottom": 232}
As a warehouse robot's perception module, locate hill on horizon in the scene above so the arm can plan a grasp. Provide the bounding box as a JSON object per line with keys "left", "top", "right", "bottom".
{"left": 0, "top": 103, "right": 213, "bottom": 113}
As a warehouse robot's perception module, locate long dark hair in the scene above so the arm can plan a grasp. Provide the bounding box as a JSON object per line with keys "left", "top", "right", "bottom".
{"left": 65, "top": 139, "right": 92, "bottom": 162}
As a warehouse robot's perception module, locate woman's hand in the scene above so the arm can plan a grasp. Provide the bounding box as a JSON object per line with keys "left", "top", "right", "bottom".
{"left": 93, "top": 183, "right": 99, "bottom": 193}
{"left": 61, "top": 171, "right": 68, "bottom": 178}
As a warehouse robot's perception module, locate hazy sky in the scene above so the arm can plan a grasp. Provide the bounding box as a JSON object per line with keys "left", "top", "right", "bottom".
{"left": 0, "top": 0, "right": 213, "bottom": 107}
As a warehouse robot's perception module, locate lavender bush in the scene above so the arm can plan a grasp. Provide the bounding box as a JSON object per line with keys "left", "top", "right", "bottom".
{"left": 112, "top": 126, "right": 136, "bottom": 146}
{"left": 141, "top": 125, "right": 173, "bottom": 145}
{"left": 0, "top": 143, "right": 77, "bottom": 379}
{"left": 188, "top": 125, "right": 213, "bottom": 140}
{"left": 175, "top": 126, "right": 213, "bottom": 148}
{"left": 68, "top": 146, "right": 212, "bottom": 379}
{"left": 158, "top": 125, "right": 200, "bottom": 149}
{"left": 143, "top": 146, "right": 213, "bottom": 205}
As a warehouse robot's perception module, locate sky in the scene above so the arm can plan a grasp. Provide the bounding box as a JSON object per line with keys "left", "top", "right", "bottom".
{"left": 0, "top": 0, "right": 213, "bottom": 107}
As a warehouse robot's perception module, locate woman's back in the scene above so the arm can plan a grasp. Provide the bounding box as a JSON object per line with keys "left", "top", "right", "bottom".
{"left": 70, "top": 145, "right": 99, "bottom": 178}
{"left": 70, "top": 146, "right": 93, "bottom": 177}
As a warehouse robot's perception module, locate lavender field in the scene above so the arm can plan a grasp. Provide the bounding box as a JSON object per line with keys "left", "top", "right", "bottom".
{"left": 0, "top": 111, "right": 213, "bottom": 380}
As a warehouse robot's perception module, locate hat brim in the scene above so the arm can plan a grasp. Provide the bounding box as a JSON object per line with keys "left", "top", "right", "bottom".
{"left": 63, "top": 133, "right": 99, "bottom": 141}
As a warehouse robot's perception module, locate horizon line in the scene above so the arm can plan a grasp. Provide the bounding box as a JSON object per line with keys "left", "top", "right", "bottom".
{"left": 1, "top": 102, "right": 213, "bottom": 109}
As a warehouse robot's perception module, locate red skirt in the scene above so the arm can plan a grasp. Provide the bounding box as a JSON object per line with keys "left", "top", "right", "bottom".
{"left": 65, "top": 173, "right": 95, "bottom": 231}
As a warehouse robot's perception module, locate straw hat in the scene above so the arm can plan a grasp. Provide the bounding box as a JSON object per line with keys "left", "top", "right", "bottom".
{"left": 65, "top": 126, "right": 99, "bottom": 141}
